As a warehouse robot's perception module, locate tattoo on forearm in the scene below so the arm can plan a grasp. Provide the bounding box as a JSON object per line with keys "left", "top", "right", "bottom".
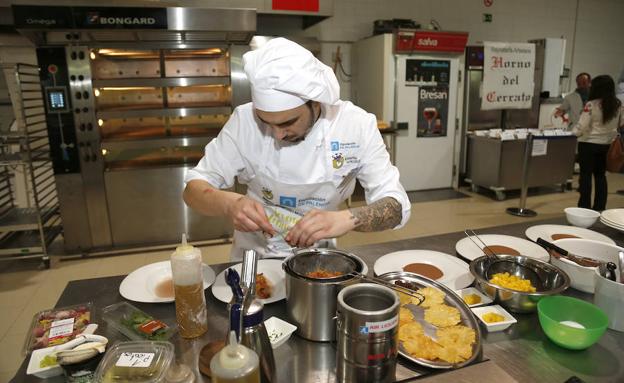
{"left": 349, "top": 197, "right": 402, "bottom": 232}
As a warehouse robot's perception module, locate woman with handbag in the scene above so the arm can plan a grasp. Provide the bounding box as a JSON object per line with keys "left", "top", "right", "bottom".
{"left": 573, "top": 75, "right": 624, "bottom": 211}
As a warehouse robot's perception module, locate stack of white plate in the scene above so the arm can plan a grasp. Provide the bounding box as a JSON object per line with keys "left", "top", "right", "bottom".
{"left": 600, "top": 209, "right": 624, "bottom": 232}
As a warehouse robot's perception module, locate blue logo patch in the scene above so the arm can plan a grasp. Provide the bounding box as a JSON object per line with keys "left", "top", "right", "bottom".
{"left": 331, "top": 141, "right": 340, "bottom": 151}
{"left": 359, "top": 326, "right": 369, "bottom": 334}
{"left": 279, "top": 196, "right": 297, "bottom": 208}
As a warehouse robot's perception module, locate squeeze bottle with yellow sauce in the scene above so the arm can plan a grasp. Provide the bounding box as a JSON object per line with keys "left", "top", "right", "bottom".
{"left": 210, "top": 331, "right": 260, "bottom": 383}
{"left": 171, "top": 233, "right": 208, "bottom": 338}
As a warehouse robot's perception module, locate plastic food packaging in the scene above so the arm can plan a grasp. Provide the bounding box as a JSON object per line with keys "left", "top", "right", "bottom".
{"left": 93, "top": 341, "right": 175, "bottom": 382}
{"left": 102, "top": 301, "right": 176, "bottom": 341}
{"left": 23, "top": 303, "right": 94, "bottom": 354}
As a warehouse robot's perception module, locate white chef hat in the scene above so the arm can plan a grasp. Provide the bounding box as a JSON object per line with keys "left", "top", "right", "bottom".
{"left": 242, "top": 37, "right": 340, "bottom": 112}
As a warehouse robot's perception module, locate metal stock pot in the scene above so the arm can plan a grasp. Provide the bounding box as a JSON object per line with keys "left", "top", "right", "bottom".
{"left": 282, "top": 249, "right": 368, "bottom": 342}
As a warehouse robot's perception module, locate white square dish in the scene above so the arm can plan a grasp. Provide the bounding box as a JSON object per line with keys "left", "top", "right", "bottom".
{"left": 471, "top": 305, "right": 517, "bottom": 332}
{"left": 454, "top": 287, "right": 493, "bottom": 307}
{"left": 264, "top": 316, "right": 297, "bottom": 349}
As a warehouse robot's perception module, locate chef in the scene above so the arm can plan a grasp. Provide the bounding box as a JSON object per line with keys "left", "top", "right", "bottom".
{"left": 183, "top": 38, "right": 410, "bottom": 260}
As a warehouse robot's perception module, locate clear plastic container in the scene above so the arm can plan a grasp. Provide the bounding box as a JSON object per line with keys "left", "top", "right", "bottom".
{"left": 23, "top": 302, "right": 94, "bottom": 354}
{"left": 102, "top": 302, "right": 176, "bottom": 341}
{"left": 93, "top": 341, "right": 174, "bottom": 382}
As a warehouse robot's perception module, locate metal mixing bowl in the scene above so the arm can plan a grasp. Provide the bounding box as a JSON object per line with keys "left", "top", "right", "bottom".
{"left": 469, "top": 255, "right": 570, "bottom": 313}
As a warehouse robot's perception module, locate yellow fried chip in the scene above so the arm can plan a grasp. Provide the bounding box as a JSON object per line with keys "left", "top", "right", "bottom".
{"left": 402, "top": 334, "right": 441, "bottom": 360}
{"left": 435, "top": 325, "right": 476, "bottom": 363}
{"left": 398, "top": 321, "right": 424, "bottom": 341}
{"left": 436, "top": 325, "right": 476, "bottom": 347}
{"left": 399, "top": 307, "right": 415, "bottom": 326}
{"left": 424, "top": 304, "right": 461, "bottom": 327}
{"left": 399, "top": 291, "right": 423, "bottom": 306}
{"left": 418, "top": 287, "right": 446, "bottom": 308}
{"left": 435, "top": 345, "right": 467, "bottom": 364}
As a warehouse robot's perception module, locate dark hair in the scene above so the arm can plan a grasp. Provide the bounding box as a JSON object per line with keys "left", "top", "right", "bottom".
{"left": 588, "top": 75, "right": 621, "bottom": 124}
{"left": 576, "top": 72, "right": 591, "bottom": 82}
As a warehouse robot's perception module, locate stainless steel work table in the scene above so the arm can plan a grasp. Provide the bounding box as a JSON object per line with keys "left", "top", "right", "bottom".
{"left": 11, "top": 217, "right": 624, "bottom": 383}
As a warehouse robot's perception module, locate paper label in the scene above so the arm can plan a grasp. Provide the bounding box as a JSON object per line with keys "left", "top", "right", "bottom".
{"left": 500, "top": 131, "right": 516, "bottom": 141}
{"left": 49, "top": 317, "right": 74, "bottom": 339}
{"left": 532, "top": 139, "right": 548, "bottom": 156}
{"left": 360, "top": 316, "right": 399, "bottom": 334}
{"left": 115, "top": 352, "right": 155, "bottom": 368}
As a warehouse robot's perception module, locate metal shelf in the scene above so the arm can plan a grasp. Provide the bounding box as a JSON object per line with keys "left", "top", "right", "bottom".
{"left": 0, "top": 63, "right": 61, "bottom": 268}
{"left": 0, "top": 225, "right": 61, "bottom": 257}
{"left": 0, "top": 206, "right": 58, "bottom": 232}
{"left": 92, "top": 76, "right": 230, "bottom": 88}
{"left": 97, "top": 105, "right": 232, "bottom": 119}
{"left": 0, "top": 152, "right": 27, "bottom": 165}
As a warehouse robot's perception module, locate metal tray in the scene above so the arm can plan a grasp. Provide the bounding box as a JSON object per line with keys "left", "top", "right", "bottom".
{"left": 377, "top": 271, "right": 483, "bottom": 369}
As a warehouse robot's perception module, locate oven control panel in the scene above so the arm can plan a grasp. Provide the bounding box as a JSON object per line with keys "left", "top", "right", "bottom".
{"left": 37, "top": 47, "right": 80, "bottom": 174}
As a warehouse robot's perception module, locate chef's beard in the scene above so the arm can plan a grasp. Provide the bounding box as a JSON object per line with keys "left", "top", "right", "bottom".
{"left": 280, "top": 104, "right": 317, "bottom": 143}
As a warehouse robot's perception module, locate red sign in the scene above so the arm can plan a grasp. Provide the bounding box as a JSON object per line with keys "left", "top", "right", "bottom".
{"left": 272, "top": 0, "right": 319, "bottom": 12}
{"left": 395, "top": 30, "right": 469, "bottom": 54}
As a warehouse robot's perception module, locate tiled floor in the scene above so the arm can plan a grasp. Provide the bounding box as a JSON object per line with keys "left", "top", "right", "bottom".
{"left": 2, "top": 175, "right": 624, "bottom": 380}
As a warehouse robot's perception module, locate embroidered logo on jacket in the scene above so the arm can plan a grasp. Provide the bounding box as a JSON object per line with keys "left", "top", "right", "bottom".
{"left": 279, "top": 196, "right": 297, "bottom": 207}
{"left": 332, "top": 153, "right": 345, "bottom": 169}
{"left": 262, "top": 187, "right": 273, "bottom": 200}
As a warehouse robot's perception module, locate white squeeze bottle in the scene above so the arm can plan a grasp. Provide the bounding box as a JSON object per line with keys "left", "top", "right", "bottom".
{"left": 170, "top": 233, "right": 208, "bottom": 338}
{"left": 210, "top": 331, "right": 260, "bottom": 383}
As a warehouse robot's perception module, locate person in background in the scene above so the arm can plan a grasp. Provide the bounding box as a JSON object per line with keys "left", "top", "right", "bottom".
{"left": 573, "top": 75, "right": 624, "bottom": 211}
{"left": 617, "top": 69, "right": 624, "bottom": 105}
{"left": 183, "top": 38, "right": 411, "bottom": 260}
{"left": 556, "top": 72, "right": 592, "bottom": 129}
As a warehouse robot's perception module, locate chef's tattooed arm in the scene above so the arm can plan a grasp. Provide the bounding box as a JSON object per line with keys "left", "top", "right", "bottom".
{"left": 348, "top": 197, "right": 402, "bottom": 232}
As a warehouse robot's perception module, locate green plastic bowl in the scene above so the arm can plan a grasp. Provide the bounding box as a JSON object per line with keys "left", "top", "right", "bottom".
{"left": 537, "top": 296, "right": 608, "bottom": 350}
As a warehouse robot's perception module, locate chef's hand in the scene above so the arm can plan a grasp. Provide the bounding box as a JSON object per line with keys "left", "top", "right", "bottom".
{"left": 285, "top": 209, "right": 356, "bottom": 248}
{"left": 227, "top": 196, "right": 276, "bottom": 236}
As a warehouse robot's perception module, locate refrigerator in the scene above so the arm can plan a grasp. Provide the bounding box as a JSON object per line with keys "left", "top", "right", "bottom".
{"left": 353, "top": 30, "right": 468, "bottom": 191}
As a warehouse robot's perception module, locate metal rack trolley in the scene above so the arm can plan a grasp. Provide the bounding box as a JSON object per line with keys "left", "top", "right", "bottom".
{"left": 0, "top": 63, "right": 61, "bottom": 268}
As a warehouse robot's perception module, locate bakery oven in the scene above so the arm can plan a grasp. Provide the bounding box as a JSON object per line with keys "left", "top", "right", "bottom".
{"left": 13, "top": 5, "right": 255, "bottom": 252}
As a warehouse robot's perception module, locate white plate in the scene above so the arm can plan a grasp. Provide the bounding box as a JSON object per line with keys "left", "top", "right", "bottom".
{"left": 601, "top": 209, "right": 624, "bottom": 226}
{"left": 525, "top": 224, "right": 615, "bottom": 245}
{"left": 373, "top": 250, "right": 474, "bottom": 290}
{"left": 455, "top": 234, "right": 550, "bottom": 262}
{"left": 212, "top": 259, "right": 285, "bottom": 304}
{"left": 119, "top": 261, "right": 216, "bottom": 304}
{"left": 454, "top": 287, "right": 493, "bottom": 308}
{"left": 600, "top": 217, "right": 624, "bottom": 233}
{"left": 600, "top": 216, "right": 624, "bottom": 229}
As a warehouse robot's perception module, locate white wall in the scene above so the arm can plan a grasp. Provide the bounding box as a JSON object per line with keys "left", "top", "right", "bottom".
{"left": 293, "top": 0, "right": 624, "bottom": 100}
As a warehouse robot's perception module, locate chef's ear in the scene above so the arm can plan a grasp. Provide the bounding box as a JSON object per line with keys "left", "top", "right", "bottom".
{"left": 307, "top": 100, "right": 321, "bottom": 117}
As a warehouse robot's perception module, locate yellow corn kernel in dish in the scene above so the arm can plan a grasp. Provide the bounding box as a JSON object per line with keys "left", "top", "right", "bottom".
{"left": 482, "top": 312, "right": 505, "bottom": 323}
{"left": 489, "top": 272, "right": 536, "bottom": 293}
{"left": 462, "top": 294, "right": 481, "bottom": 305}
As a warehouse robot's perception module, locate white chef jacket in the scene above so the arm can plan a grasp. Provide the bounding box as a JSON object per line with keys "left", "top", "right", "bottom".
{"left": 185, "top": 100, "right": 411, "bottom": 228}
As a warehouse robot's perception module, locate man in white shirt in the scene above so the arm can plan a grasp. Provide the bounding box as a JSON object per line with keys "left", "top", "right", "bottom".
{"left": 556, "top": 72, "right": 591, "bottom": 129}
{"left": 183, "top": 38, "right": 410, "bottom": 259}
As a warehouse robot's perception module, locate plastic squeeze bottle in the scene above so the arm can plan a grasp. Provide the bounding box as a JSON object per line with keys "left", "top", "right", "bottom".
{"left": 170, "top": 233, "right": 208, "bottom": 338}
{"left": 210, "top": 331, "right": 260, "bottom": 383}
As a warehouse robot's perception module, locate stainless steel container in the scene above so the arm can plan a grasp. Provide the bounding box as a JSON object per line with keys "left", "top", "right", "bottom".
{"left": 336, "top": 283, "right": 400, "bottom": 383}
{"left": 470, "top": 254, "right": 570, "bottom": 313}
{"left": 282, "top": 249, "right": 368, "bottom": 342}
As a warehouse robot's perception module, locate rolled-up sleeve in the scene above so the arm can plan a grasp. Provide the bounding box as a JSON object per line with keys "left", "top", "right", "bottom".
{"left": 184, "top": 109, "right": 245, "bottom": 189}
{"left": 356, "top": 116, "right": 411, "bottom": 228}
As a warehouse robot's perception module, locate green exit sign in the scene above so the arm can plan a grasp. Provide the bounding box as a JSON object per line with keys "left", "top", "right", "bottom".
{"left": 483, "top": 13, "right": 493, "bottom": 22}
